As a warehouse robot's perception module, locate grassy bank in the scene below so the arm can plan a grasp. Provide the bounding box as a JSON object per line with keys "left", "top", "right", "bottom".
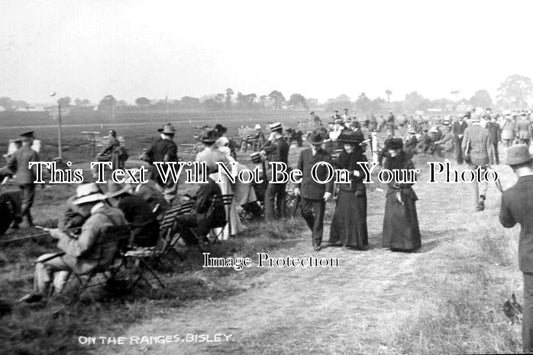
{"left": 0, "top": 219, "right": 306, "bottom": 354}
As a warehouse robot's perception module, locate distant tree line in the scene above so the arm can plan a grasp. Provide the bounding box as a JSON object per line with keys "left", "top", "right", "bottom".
{"left": 1, "top": 75, "right": 532, "bottom": 114}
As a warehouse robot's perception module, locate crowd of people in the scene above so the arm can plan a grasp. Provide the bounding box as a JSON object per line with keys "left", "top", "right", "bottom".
{"left": 4, "top": 107, "right": 533, "bottom": 353}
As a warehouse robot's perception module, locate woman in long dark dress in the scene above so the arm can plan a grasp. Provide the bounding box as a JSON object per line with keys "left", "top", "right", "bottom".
{"left": 382, "top": 138, "right": 421, "bottom": 251}
{"left": 329, "top": 131, "right": 369, "bottom": 250}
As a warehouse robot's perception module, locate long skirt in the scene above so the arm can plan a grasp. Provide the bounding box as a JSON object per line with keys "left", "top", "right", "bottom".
{"left": 382, "top": 191, "right": 421, "bottom": 251}
{"left": 209, "top": 173, "right": 246, "bottom": 240}
{"left": 329, "top": 189, "right": 368, "bottom": 248}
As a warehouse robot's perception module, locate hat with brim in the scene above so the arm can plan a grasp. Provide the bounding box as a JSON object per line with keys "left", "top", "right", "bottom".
{"left": 408, "top": 127, "right": 416, "bottom": 134}
{"left": 308, "top": 132, "right": 324, "bottom": 145}
{"left": 386, "top": 138, "right": 403, "bottom": 151}
{"left": 158, "top": 123, "right": 176, "bottom": 135}
{"left": 337, "top": 131, "right": 363, "bottom": 145}
{"left": 105, "top": 182, "right": 133, "bottom": 199}
{"left": 250, "top": 152, "right": 262, "bottom": 163}
{"left": 200, "top": 130, "right": 218, "bottom": 143}
{"left": 214, "top": 124, "right": 227, "bottom": 134}
{"left": 20, "top": 131, "right": 34, "bottom": 139}
{"left": 269, "top": 122, "right": 282, "bottom": 132}
{"left": 506, "top": 144, "right": 533, "bottom": 166}
{"left": 334, "top": 118, "right": 344, "bottom": 125}
{"left": 72, "top": 183, "right": 106, "bottom": 205}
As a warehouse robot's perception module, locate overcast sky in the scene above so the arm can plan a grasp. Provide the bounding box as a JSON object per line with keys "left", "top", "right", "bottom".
{"left": 1, "top": 0, "right": 532, "bottom": 104}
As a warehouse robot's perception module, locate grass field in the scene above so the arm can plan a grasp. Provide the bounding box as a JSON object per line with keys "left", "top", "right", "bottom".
{"left": 0, "top": 110, "right": 312, "bottom": 163}
{"left": 0, "top": 111, "right": 526, "bottom": 354}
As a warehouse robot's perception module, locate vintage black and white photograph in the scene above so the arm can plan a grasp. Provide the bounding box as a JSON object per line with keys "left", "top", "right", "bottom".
{"left": 1, "top": 0, "right": 533, "bottom": 354}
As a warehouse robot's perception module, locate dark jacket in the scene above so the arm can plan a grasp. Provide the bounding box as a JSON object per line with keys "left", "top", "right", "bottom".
{"left": 144, "top": 137, "right": 178, "bottom": 186}
{"left": 263, "top": 137, "right": 290, "bottom": 182}
{"left": 192, "top": 178, "right": 226, "bottom": 235}
{"left": 7, "top": 145, "right": 39, "bottom": 185}
{"left": 118, "top": 194, "right": 159, "bottom": 247}
{"left": 452, "top": 121, "right": 468, "bottom": 137}
{"left": 332, "top": 150, "right": 367, "bottom": 193}
{"left": 500, "top": 175, "right": 533, "bottom": 273}
{"left": 263, "top": 137, "right": 289, "bottom": 164}
{"left": 404, "top": 135, "right": 418, "bottom": 158}
{"left": 486, "top": 121, "right": 501, "bottom": 144}
{"left": 295, "top": 148, "right": 334, "bottom": 200}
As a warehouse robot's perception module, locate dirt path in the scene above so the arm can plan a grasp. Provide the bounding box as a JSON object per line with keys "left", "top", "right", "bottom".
{"left": 102, "top": 161, "right": 504, "bottom": 354}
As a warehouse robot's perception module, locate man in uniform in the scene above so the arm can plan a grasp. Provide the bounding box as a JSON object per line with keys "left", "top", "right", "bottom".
{"left": 7, "top": 131, "right": 40, "bottom": 228}
{"left": 143, "top": 123, "right": 179, "bottom": 204}
{"left": 260, "top": 122, "right": 289, "bottom": 221}
{"left": 294, "top": 132, "right": 333, "bottom": 251}
{"left": 499, "top": 145, "right": 533, "bottom": 353}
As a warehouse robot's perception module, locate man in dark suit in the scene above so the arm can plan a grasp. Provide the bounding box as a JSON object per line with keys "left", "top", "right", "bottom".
{"left": 452, "top": 115, "right": 468, "bottom": 164}
{"left": 486, "top": 116, "right": 501, "bottom": 165}
{"left": 295, "top": 132, "right": 334, "bottom": 251}
{"left": 143, "top": 123, "right": 179, "bottom": 204}
{"left": 499, "top": 145, "right": 533, "bottom": 353}
{"left": 261, "top": 122, "right": 290, "bottom": 221}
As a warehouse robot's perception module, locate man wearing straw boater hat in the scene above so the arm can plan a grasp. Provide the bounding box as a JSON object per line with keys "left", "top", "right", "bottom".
{"left": 18, "top": 183, "right": 127, "bottom": 303}
{"left": 295, "top": 131, "right": 334, "bottom": 251}
{"left": 143, "top": 123, "right": 179, "bottom": 204}
{"left": 499, "top": 145, "right": 533, "bottom": 353}
{"left": 260, "top": 122, "right": 289, "bottom": 221}
{"left": 7, "top": 131, "right": 40, "bottom": 228}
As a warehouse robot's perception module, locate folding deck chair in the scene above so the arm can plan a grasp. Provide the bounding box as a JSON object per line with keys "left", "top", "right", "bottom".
{"left": 45, "top": 224, "right": 132, "bottom": 299}
{"left": 123, "top": 201, "right": 194, "bottom": 289}
{"left": 210, "top": 194, "right": 235, "bottom": 243}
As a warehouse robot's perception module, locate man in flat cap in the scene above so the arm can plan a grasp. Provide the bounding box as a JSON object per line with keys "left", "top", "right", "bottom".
{"left": 143, "top": 123, "right": 179, "bottom": 204}
{"left": 7, "top": 131, "right": 40, "bottom": 227}
{"left": 499, "top": 145, "right": 533, "bottom": 353}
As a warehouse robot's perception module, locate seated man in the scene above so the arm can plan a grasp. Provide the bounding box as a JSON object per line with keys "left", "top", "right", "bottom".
{"left": 106, "top": 182, "right": 159, "bottom": 247}
{"left": 57, "top": 183, "right": 103, "bottom": 232}
{"left": 177, "top": 170, "right": 226, "bottom": 244}
{"left": 18, "top": 184, "right": 127, "bottom": 303}
{"left": 132, "top": 179, "right": 169, "bottom": 218}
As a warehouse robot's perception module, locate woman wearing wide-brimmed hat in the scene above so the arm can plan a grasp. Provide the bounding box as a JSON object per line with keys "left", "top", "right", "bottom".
{"left": 382, "top": 138, "right": 421, "bottom": 252}
{"left": 328, "top": 131, "right": 369, "bottom": 250}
